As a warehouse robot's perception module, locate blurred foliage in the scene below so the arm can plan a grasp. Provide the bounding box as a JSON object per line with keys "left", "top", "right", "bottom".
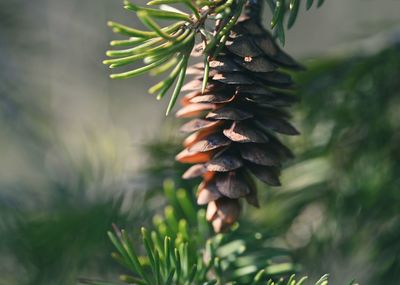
{"left": 293, "top": 44, "right": 400, "bottom": 284}
{"left": 0, "top": 138, "right": 145, "bottom": 285}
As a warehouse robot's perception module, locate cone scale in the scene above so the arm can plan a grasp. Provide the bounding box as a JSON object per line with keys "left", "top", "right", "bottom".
{"left": 176, "top": 3, "right": 301, "bottom": 232}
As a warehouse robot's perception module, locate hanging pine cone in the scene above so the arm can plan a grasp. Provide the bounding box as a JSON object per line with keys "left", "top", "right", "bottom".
{"left": 175, "top": 2, "right": 302, "bottom": 232}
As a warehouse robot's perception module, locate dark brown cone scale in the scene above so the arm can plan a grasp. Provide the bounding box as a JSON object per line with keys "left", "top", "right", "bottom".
{"left": 176, "top": 5, "right": 301, "bottom": 232}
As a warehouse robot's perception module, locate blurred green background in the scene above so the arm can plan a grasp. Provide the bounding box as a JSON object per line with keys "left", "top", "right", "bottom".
{"left": 1, "top": 0, "right": 400, "bottom": 284}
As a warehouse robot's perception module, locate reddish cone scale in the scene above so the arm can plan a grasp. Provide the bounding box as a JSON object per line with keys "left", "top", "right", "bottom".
{"left": 176, "top": 9, "right": 302, "bottom": 232}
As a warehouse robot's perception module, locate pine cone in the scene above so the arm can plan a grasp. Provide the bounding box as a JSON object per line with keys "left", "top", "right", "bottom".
{"left": 175, "top": 5, "right": 302, "bottom": 232}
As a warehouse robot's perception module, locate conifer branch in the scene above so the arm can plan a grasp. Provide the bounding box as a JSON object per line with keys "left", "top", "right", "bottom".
{"left": 80, "top": 181, "right": 354, "bottom": 285}
{"left": 104, "top": 0, "right": 327, "bottom": 113}
{"left": 103, "top": 0, "right": 324, "bottom": 114}
{"left": 104, "top": 0, "right": 245, "bottom": 114}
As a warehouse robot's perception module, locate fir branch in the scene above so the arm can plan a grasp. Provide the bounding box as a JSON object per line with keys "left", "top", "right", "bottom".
{"left": 79, "top": 181, "right": 358, "bottom": 285}
{"left": 104, "top": 0, "right": 327, "bottom": 113}
{"left": 104, "top": 0, "right": 326, "bottom": 113}
{"left": 104, "top": 0, "right": 246, "bottom": 114}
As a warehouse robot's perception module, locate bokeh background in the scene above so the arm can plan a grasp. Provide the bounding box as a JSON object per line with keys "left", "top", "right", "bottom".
{"left": 1, "top": 0, "right": 400, "bottom": 284}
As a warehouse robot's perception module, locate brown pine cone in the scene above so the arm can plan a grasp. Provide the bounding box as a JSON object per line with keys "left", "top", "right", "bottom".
{"left": 175, "top": 7, "right": 302, "bottom": 232}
